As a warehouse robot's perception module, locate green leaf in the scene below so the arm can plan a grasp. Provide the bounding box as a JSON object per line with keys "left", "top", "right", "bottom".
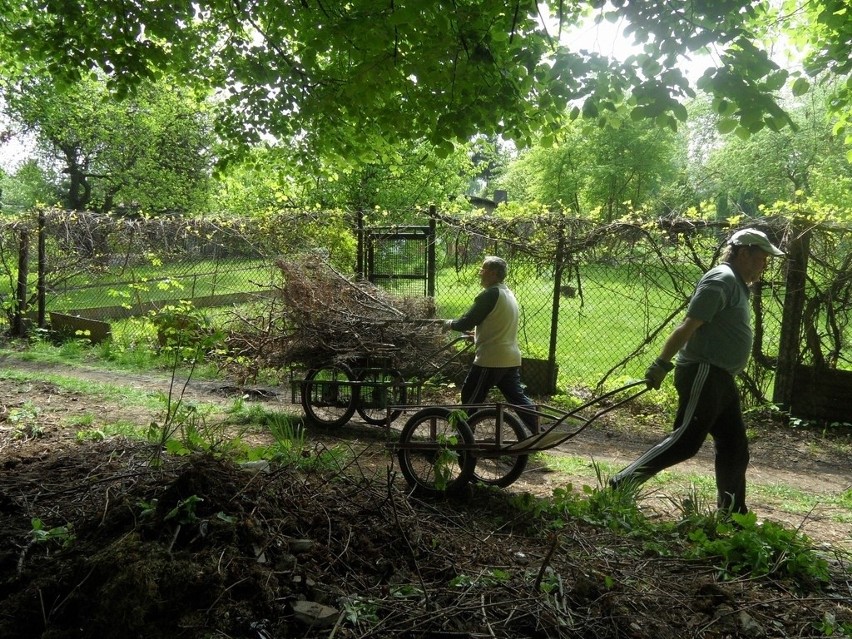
{"left": 734, "top": 126, "right": 751, "bottom": 140}
{"left": 765, "top": 114, "right": 788, "bottom": 133}
{"left": 763, "top": 70, "right": 788, "bottom": 91}
{"left": 656, "top": 113, "right": 677, "bottom": 132}
{"left": 582, "top": 98, "right": 599, "bottom": 118}
{"left": 630, "top": 106, "right": 648, "bottom": 121}
{"left": 791, "top": 77, "right": 810, "bottom": 96}
{"left": 717, "top": 118, "right": 738, "bottom": 134}
{"left": 165, "top": 439, "right": 190, "bottom": 455}
{"left": 714, "top": 99, "right": 738, "bottom": 118}
{"left": 434, "top": 141, "right": 455, "bottom": 159}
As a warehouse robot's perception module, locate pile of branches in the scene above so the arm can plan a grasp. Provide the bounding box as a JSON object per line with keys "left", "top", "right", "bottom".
{"left": 220, "top": 256, "right": 466, "bottom": 382}
{"left": 274, "top": 256, "right": 454, "bottom": 374}
{"left": 216, "top": 258, "right": 466, "bottom": 380}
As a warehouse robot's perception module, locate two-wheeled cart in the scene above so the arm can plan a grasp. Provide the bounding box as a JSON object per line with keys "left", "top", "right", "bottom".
{"left": 388, "top": 379, "right": 650, "bottom": 497}
{"left": 290, "top": 322, "right": 473, "bottom": 427}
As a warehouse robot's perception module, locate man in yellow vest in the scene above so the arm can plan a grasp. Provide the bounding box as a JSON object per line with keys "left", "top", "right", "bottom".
{"left": 443, "top": 256, "right": 538, "bottom": 433}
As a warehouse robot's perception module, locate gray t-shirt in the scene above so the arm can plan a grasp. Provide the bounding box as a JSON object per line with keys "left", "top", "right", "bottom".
{"left": 676, "top": 263, "right": 753, "bottom": 376}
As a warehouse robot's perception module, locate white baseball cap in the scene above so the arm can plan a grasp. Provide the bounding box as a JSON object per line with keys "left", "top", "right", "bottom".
{"left": 729, "top": 228, "right": 784, "bottom": 256}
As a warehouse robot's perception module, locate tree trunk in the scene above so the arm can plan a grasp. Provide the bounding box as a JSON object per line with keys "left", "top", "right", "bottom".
{"left": 773, "top": 220, "right": 810, "bottom": 410}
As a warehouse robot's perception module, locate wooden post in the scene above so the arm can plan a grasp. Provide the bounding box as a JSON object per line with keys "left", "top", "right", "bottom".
{"left": 356, "top": 209, "right": 365, "bottom": 279}
{"left": 773, "top": 221, "right": 810, "bottom": 410}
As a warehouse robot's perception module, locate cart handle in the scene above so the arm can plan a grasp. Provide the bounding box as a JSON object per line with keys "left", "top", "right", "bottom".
{"left": 365, "top": 317, "right": 447, "bottom": 325}
{"left": 558, "top": 378, "right": 648, "bottom": 418}
{"left": 504, "top": 379, "right": 650, "bottom": 453}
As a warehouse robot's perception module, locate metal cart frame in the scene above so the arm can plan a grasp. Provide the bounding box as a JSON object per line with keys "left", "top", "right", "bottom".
{"left": 387, "top": 379, "right": 650, "bottom": 497}
{"left": 291, "top": 328, "right": 474, "bottom": 427}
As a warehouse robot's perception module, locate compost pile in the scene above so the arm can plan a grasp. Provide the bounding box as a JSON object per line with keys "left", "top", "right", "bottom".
{"left": 273, "top": 257, "right": 455, "bottom": 374}
{"left": 2, "top": 438, "right": 850, "bottom": 639}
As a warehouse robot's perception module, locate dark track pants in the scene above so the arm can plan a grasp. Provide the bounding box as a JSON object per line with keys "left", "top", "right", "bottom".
{"left": 612, "top": 362, "right": 750, "bottom": 514}
{"left": 461, "top": 365, "right": 539, "bottom": 433}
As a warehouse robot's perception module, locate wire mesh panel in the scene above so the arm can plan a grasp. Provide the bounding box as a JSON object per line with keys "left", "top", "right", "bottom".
{"left": 431, "top": 214, "right": 563, "bottom": 395}
{"left": 5, "top": 207, "right": 849, "bottom": 416}
{"left": 364, "top": 226, "right": 433, "bottom": 297}
{"left": 429, "top": 214, "right": 791, "bottom": 401}
{"left": 0, "top": 208, "right": 347, "bottom": 344}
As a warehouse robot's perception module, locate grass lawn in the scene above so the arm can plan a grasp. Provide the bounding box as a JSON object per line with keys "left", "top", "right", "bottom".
{"left": 28, "top": 258, "right": 274, "bottom": 311}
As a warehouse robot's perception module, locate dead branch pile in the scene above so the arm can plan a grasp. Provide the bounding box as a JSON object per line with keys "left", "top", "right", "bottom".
{"left": 275, "top": 256, "right": 454, "bottom": 374}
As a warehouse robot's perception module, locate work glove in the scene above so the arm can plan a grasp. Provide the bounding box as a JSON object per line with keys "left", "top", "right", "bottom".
{"left": 644, "top": 357, "right": 674, "bottom": 390}
{"left": 442, "top": 320, "right": 454, "bottom": 332}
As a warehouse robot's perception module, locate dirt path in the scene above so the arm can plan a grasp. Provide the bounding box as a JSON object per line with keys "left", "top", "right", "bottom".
{"left": 2, "top": 354, "right": 850, "bottom": 550}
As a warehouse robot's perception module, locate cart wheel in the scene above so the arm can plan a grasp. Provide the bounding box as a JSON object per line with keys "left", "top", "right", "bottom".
{"left": 397, "top": 407, "right": 475, "bottom": 497}
{"left": 355, "top": 368, "right": 406, "bottom": 426}
{"left": 300, "top": 364, "right": 356, "bottom": 427}
{"left": 468, "top": 408, "right": 531, "bottom": 488}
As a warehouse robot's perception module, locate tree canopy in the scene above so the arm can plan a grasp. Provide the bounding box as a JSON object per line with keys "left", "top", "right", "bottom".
{"left": 213, "top": 139, "right": 475, "bottom": 219}
{"left": 695, "top": 83, "right": 852, "bottom": 215}
{"left": 494, "top": 115, "right": 683, "bottom": 218}
{"left": 2, "top": 1, "right": 849, "bottom": 161}
{"left": 3, "top": 75, "right": 215, "bottom": 213}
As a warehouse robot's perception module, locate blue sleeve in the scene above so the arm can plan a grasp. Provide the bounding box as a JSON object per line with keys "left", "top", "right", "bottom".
{"left": 451, "top": 287, "right": 499, "bottom": 332}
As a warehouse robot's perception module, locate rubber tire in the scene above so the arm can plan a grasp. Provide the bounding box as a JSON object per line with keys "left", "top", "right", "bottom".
{"left": 355, "top": 368, "right": 406, "bottom": 426}
{"left": 396, "top": 406, "right": 476, "bottom": 498}
{"left": 468, "top": 408, "right": 531, "bottom": 488}
{"left": 300, "top": 364, "right": 356, "bottom": 427}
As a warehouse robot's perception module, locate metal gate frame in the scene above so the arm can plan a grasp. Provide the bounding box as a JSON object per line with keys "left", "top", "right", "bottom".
{"left": 356, "top": 214, "right": 436, "bottom": 298}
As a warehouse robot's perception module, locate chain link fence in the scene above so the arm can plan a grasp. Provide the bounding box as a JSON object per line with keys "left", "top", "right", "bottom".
{"left": 0, "top": 208, "right": 353, "bottom": 345}
{"left": 427, "top": 214, "right": 744, "bottom": 395}
{"left": 357, "top": 212, "right": 757, "bottom": 395}
{"left": 425, "top": 212, "right": 851, "bottom": 419}
{"left": 3, "top": 207, "right": 850, "bottom": 417}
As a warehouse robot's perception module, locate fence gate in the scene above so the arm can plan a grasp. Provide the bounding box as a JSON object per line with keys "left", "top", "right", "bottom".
{"left": 359, "top": 224, "right": 435, "bottom": 298}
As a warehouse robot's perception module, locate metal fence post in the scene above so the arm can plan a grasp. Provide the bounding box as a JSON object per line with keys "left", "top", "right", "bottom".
{"left": 14, "top": 227, "right": 29, "bottom": 337}
{"left": 38, "top": 210, "right": 46, "bottom": 328}
{"left": 428, "top": 206, "right": 436, "bottom": 298}
{"left": 545, "top": 218, "right": 566, "bottom": 394}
